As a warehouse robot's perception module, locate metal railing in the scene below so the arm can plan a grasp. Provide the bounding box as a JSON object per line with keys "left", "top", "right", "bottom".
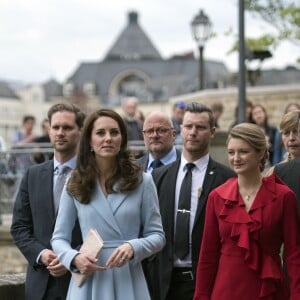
{"left": 0, "top": 141, "right": 153, "bottom": 224}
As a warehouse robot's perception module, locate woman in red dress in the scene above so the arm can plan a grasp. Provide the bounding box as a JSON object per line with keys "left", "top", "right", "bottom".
{"left": 193, "top": 123, "right": 300, "bottom": 300}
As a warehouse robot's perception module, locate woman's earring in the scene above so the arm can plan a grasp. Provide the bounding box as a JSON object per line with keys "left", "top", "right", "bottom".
{"left": 90, "top": 147, "right": 94, "bottom": 152}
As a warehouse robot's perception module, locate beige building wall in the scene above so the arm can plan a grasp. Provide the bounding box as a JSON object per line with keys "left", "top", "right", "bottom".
{"left": 169, "top": 84, "right": 300, "bottom": 130}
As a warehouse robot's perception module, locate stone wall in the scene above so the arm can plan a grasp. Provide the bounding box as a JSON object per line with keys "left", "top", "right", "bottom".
{"left": 169, "top": 84, "right": 300, "bottom": 130}
{"left": 0, "top": 226, "right": 27, "bottom": 275}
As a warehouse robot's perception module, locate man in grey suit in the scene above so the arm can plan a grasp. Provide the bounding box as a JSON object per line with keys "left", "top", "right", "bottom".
{"left": 11, "top": 103, "right": 85, "bottom": 300}
{"left": 139, "top": 111, "right": 180, "bottom": 172}
{"left": 147, "top": 103, "right": 236, "bottom": 300}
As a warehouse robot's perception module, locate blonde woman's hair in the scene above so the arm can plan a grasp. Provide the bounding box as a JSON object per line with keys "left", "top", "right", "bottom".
{"left": 280, "top": 110, "right": 300, "bottom": 133}
{"left": 227, "top": 123, "right": 269, "bottom": 172}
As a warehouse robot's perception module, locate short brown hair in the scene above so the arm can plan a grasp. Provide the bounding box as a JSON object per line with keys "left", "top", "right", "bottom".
{"left": 47, "top": 103, "right": 85, "bottom": 129}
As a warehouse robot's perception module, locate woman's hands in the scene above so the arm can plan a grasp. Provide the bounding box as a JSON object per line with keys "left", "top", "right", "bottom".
{"left": 73, "top": 253, "right": 106, "bottom": 276}
{"left": 106, "top": 242, "right": 134, "bottom": 268}
{"left": 72, "top": 242, "right": 134, "bottom": 274}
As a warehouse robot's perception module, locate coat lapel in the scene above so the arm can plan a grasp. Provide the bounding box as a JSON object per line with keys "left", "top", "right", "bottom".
{"left": 89, "top": 182, "right": 125, "bottom": 236}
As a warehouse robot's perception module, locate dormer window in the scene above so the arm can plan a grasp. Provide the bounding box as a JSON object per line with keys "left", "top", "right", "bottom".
{"left": 63, "top": 82, "right": 74, "bottom": 97}
{"left": 83, "top": 82, "right": 96, "bottom": 96}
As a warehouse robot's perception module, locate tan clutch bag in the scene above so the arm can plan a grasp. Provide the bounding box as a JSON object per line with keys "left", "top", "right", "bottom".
{"left": 72, "top": 228, "right": 104, "bottom": 287}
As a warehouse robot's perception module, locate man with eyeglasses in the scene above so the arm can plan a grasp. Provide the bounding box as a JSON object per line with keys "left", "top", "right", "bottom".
{"left": 139, "top": 111, "right": 181, "bottom": 173}
{"left": 146, "top": 103, "right": 235, "bottom": 300}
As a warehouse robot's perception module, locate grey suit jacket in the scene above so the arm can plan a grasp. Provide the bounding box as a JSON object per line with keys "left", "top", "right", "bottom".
{"left": 147, "top": 157, "right": 236, "bottom": 300}
{"left": 10, "top": 160, "right": 81, "bottom": 300}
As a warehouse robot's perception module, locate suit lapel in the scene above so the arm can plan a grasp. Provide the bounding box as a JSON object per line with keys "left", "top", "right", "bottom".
{"left": 157, "top": 160, "right": 181, "bottom": 235}
{"left": 194, "top": 158, "right": 216, "bottom": 224}
{"left": 40, "top": 161, "right": 56, "bottom": 221}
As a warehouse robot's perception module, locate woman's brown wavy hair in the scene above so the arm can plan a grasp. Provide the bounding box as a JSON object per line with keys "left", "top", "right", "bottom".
{"left": 67, "top": 109, "right": 143, "bottom": 204}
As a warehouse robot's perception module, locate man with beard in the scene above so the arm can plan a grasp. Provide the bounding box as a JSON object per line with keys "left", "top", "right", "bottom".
{"left": 11, "top": 103, "right": 85, "bottom": 300}
{"left": 147, "top": 102, "right": 236, "bottom": 300}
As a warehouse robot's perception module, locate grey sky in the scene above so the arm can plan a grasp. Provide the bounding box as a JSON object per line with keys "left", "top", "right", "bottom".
{"left": 0, "top": 0, "right": 298, "bottom": 83}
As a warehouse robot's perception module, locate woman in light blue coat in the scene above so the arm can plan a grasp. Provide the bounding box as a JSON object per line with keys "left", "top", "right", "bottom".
{"left": 51, "top": 109, "right": 165, "bottom": 300}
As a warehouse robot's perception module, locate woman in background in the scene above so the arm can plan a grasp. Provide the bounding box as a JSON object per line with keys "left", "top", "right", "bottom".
{"left": 194, "top": 123, "right": 300, "bottom": 300}
{"left": 251, "top": 104, "right": 279, "bottom": 165}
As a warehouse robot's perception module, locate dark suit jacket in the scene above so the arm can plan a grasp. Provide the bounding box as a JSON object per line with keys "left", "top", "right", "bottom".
{"left": 274, "top": 158, "right": 300, "bottom": 205}
{"left": 10, "top": 160, "right": 82, "bottom": 300}
{"left": 138, "top": 148, "right": 181, "bottom": 171}
{"left": 147, "top": 157, "right": 236, "bottom": 300}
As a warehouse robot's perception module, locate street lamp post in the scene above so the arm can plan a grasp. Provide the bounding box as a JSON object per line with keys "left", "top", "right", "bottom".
{"left": 191, "top": 10, "right": 212, "bottom": 90}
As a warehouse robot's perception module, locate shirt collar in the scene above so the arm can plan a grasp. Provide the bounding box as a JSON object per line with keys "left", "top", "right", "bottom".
{"left": 53, "top": 156, "right": 77, "bottom": 172}
{"left": 180, "top": 153, "right": 209, "bottom": 172}
{"left": 148, "top": 146, "right": 177, "bottom": 170}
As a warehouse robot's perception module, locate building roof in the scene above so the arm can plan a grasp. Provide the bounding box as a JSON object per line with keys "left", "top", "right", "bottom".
{"left": 69, "top": 58, "right": 229, "bottom": 104}
{"left": 104, "top": 11, "right": 162, "bottom": 61}
{"left": 256, "top": 67, "right": 300, "bottom": 86}
{"left": 0, "top": 81, "right": 19, "bottom": 99}
{"left": 67, "top": 11, "right": 231, "bottom": 105}
{"left": 43, "top": 78, "right": 63, "bottom": 101}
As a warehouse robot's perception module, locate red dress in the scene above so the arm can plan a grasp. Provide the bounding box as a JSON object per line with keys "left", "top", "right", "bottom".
{"left": 194, "top": 174, "right": 300, "bottom": 300}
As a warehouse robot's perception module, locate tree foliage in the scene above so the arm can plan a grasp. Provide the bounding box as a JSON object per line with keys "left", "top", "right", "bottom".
{"left": 228, "top": 1, "right": 300, "bottom": 63}
{"left": 245, "top": 0, "right": 300, "bottom": 47}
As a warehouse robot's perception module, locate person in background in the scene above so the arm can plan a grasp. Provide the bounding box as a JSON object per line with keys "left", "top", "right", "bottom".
{"left": 274, "top": 110, "right": 300, "bottom": 203}
{"left": 171, "top": 101, "right": 187, "bottom": 142}
{"left": 273, "top": 103, "right": 300, "bottom": 164}
{"left": 268, "top": 110, "right": 300, "bottom": 171}
{"left": 32, "top": 119, "right": 51, "bottom": 164}
{"left": 135, "top": 109, "right": 145, "bottom": 125}
{"left": 285, "top": 102, "right": 300, "bottom": 114}
{"left": 12, "top": 115, "right": 36, "bottom": 147}
{"left": 51, "top": 109, "right": 165, "bottom": 300}
{"left": 11, "top": 115, "right": 36, "bottom": 171}
{"left": 193, "top": 123, "right": 300, "bottom": 300}
{"left": 228, "top": 99, "right": 253, "bottom": 130}
{"left": 121, "top": 97, "right": 143, "bottom": 142}
{"left": 210, "top": 102, "right": 224, "bottom": 129}
{"left": 139, "top": 111, "right": 180, "bottom": 173}
{"left": 250, "top": 103, "right": 279, "bottom": 166}
{"left": 34, "top": 119, "right": 50, "bottom": 144}
{"left": 0, "top": 135, "right": 7, "bottom": 151}
{"left": 11, "top": 103, "right": 85, "bottom": 300}
{"left": 146, "top": 103, "right": 235, "bottom": 300}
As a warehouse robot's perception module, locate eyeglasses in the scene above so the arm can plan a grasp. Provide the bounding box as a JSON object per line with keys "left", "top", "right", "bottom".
{"left": 142, "top": 128, "right": 173, "bottom": 137}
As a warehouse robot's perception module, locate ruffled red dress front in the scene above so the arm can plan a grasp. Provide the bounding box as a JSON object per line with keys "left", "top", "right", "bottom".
{"left": 194, "top": 174, "right": 300, "bottom": 300}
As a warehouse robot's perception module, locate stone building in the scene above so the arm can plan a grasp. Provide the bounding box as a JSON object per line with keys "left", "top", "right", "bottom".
{"left": 65, "top": 11, "right": 230, "bottom": 106}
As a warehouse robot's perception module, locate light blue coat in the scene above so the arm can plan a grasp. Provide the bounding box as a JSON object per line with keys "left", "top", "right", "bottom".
{"left": 51, "top": 172, "right": 165, "bottom": 300}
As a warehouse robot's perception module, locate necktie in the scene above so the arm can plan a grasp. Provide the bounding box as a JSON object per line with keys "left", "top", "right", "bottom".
{"left": 174, "top": 163, "right": 195, "bottom": 259}
{"left": 53, "top": 165, "right": 70, "bottom": 213}
{"left": 151, "top": 159, "right": 163, "bottom": 169}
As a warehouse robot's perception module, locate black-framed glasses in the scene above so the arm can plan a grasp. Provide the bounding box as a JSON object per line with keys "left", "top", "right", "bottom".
{"left": 142, "top": 128, "right": 173, "bottom": 137}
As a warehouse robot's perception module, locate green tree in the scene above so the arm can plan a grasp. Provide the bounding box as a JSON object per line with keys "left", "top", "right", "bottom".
{"left": 244, "top": 0, "right": 300, "bottom": 60}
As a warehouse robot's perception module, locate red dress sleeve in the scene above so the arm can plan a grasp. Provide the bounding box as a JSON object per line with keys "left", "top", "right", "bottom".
{"left": 193, "top": 190, "right": 221, "bottom": 300}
